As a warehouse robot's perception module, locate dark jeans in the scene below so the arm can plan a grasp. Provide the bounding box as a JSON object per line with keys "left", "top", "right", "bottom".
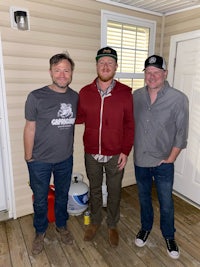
{"left": 134, "top": 163, "right": 175, "bottom": 239}
{"left": 85, "top": 153, "right": 124, "bottom": 228}
{"left": 27, "top": 156, "right": 73, "bottom": 233}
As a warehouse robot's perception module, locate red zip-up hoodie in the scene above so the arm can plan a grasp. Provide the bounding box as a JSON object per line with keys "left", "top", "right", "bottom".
{"left": 76, "top": 79, "right": 134, "bottom": 156}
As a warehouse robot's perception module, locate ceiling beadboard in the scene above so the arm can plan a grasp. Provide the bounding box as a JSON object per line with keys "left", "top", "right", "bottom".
{"left": 97, "top": 0, "right": 200, "bottom": 15}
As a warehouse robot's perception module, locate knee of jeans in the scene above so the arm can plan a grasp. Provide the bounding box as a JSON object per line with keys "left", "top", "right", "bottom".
{"left": 161, "top": 201, "right": 174, "bottom": 213}
{"left": 33, "top": 201, "right": 47, "bottom": 212}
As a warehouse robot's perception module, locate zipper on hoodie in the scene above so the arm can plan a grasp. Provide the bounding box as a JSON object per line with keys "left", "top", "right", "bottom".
{"left": 98, "top": 93, "right": 112, "bottom": 154}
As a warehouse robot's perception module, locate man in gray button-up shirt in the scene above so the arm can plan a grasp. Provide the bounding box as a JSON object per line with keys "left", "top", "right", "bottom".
{"left": 133, "top": 55, "right": 189, "bottom": 260}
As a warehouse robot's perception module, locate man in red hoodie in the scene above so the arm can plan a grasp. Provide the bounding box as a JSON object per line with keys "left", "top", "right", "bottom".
{"left": 76, "top": 46, "right": 134, "bottom": 247}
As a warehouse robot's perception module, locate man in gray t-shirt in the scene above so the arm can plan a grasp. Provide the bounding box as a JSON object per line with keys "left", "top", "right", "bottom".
{"left": 24, "top": 53, "right": 78, "bottom": 255}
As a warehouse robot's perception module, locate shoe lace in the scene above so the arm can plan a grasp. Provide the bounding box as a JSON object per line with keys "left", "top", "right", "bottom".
{"left": 137, "top": 230, "right": 149, "bottom": 240}
{"left": 166, "top": 239, "right": 178, "bottom": 251}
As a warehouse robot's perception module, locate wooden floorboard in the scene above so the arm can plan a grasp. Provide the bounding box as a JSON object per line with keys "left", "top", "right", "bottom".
{"left": 0, "top": 184, "right": 200, "bottom": 267}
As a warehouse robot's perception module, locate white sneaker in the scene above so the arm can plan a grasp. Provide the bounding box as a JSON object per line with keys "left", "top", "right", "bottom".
{"left": 165, "top": 239, "right": 180, "bottom": 259}
{"left": 135, "top": 230, "right": 150, "bottom": 247}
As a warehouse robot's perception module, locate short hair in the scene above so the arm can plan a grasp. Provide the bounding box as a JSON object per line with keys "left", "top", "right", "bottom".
{"left": 49, "top": 52, "right": 75, "bottom": 71}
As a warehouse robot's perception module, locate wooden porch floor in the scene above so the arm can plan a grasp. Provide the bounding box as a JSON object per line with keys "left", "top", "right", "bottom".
{"left": 0, "top": 184, "right": 200, "bottom": 267}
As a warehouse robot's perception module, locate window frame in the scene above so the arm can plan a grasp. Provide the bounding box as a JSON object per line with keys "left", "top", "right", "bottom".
{"left": 101, "top": 10, "right": 156, "bottom": 81}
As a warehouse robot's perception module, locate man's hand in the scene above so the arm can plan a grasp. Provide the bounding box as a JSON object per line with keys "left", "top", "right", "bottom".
{"left": 117, "top": 153, "right": 128, "bottom": 170}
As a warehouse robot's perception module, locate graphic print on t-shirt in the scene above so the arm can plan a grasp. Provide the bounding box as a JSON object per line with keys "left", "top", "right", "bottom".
{"left": 51, "top": 103, "right": 75, "bottom": 129}
{"left": 57, "top": 103, "right": 73, "bottom": 118}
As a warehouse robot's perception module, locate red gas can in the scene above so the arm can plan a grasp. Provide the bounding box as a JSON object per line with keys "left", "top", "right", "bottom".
{"left": 32, "top": 185, "right": 55, "bottom": 223}
{"left": 47, "top": 185, "right": 55, "bottom": 222}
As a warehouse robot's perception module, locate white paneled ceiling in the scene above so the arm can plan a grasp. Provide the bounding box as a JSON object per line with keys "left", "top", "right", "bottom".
{"left": 97, "top": 0, "right": 200, "bottom": 15}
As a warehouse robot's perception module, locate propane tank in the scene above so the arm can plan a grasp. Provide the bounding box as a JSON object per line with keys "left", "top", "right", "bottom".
{"left": 67, "top": 173, "right": 89, "bottom": 216}
{"left": 102, "top": 171, "right": 107, "bottom": 207}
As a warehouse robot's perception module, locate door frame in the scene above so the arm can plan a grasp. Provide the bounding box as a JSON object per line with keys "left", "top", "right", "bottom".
{"left": 0, "top": 34, "right": 15, "bottom": 220}
{"left": 168, "top": 30, "right": 200, "bottom": 209}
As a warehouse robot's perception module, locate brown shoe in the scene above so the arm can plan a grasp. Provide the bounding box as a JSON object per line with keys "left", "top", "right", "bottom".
{"left": 84, "top": 224, "right": 100, "bottom": 241}
{"left": 56, "top": 227, "right": 74, "bottom": 245}
{"left": 108, "top": 228, "right": 119, "bottom": 248}
{"left": 32, "top": 233, "right": 45, "bottom": 255}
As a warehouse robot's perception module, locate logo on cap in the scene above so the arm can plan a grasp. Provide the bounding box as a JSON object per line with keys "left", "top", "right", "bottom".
{"left": 102, "top": 48, "right": 112, "bottom": 54}
{"left": 148, "top": 56, "right": 157, "bottom": 64}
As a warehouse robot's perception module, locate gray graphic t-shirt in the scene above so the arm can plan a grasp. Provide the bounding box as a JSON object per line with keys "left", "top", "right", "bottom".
{"left": 25, "top": 86, "right": 78, "bottom": 163}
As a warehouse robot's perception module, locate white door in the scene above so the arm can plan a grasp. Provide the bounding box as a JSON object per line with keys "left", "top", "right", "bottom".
{"left": 168, "top": 31, "right": 200, "bottom": 206}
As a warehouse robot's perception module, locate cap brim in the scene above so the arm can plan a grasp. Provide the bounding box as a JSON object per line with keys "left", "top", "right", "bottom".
{"left": 96, "top": 54, "right": 117, "bottom": 61}
{"left": 143, "top": 64, "right": 166, "bottom": 71}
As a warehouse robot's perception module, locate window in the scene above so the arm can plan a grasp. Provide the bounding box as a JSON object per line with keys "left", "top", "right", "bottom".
{"left": 101, "top": 10, "right": 156, "bottom": 91}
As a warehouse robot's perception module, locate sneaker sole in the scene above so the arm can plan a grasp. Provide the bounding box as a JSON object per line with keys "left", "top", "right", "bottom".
{"left": 167, "top": 249, "right": 180, "bottom": 259}
{"left": 135, "top": 238, "right": 147, "bottom": 247}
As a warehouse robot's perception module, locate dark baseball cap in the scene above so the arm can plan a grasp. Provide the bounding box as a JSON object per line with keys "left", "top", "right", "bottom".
{"left": 144, "top": 55, "right": 167, "bottom": 70}
{"left": 96, "top": 46, "right": 118, "bottom": 62}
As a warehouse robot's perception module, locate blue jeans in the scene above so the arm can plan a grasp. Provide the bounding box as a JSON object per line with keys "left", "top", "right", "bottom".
{"left": 27, "top": 156, "right": 73, "bottom": 233}
{"left": 134, "top": 163, "right": 175, "bottom": 239}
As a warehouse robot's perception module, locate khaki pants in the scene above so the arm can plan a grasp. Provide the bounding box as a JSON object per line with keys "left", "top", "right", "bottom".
{"left": 84, "top": 153, "right": 124, "bottom": 228}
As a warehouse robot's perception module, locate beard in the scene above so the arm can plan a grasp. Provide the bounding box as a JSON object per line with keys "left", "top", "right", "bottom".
{"left": 98, "top": 73, "right": 114, "bottom": 82}
{"left": 53, "top": 81, "right": 67, "bottom": 89}
{"left": 52, "top": 79, "right": 71, "bottom": 89}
